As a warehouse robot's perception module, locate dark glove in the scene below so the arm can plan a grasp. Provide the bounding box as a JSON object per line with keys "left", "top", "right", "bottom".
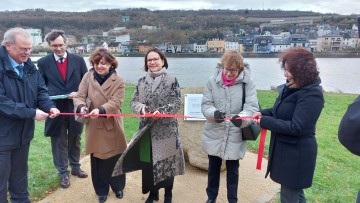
{"left": 76, "top": 104, "right": 86, "bottom": 113}
{"left": 231, "top": 115, "right": 242, "bottom": 127}
{"left": 214, "top": 110, "right": 225, "bottom": 123}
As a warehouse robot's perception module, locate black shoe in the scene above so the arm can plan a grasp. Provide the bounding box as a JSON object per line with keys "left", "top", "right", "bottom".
{"left": 145, "top": 190, "right": 159, "bottom": 203}
{"left": 206, "top": 199, "right": 216, "bottom": 203}
{"left": 60, "top": 176, "right": 70, "bottom": 188}
{"left": 71, "top": 168, "right": 88, "bottom": 178}
{"left": 115, "top": 190, "right": 123, "bottom": 199}
{"left": 98, "top": 195, "right": 107, "bottom": 203}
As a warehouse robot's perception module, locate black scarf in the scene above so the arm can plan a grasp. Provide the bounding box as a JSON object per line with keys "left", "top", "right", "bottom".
{"left": 93, "top": 68, "right": 115, "bottom": 86}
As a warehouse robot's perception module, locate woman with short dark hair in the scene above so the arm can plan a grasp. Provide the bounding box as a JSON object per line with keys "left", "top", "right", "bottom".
{"left": 254, "top": 47, "right": 325, "bottom": 203}
{"left": 73, "top": 47, "right": 126, "bottom": 203}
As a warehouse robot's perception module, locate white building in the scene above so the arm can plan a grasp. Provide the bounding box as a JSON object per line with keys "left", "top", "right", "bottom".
{"left": 115, "top": 34, "right": 130, "bottom": 43}
{"left": 26, "top": 28, "right": 42, "bottom": 45}
{"left": 142, "top": 25, "right": 157, "bottom": 30}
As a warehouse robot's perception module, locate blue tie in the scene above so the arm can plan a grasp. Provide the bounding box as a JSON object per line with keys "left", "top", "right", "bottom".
{"left": 16, "top": 64, "right": 24, "bottom": 78}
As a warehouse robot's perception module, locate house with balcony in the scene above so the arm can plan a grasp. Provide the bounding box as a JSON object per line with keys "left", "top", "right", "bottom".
{"left": 290, "top": 34, "right": 309, "bottom": 48}
{"left": 317, "top": 33, "right": 343, "bottom": 52}
{"left": 254, "top": 36, "right": 273, "bottom": 53}
{"left": 239, "top": 37, "right": 254, "bottom": 53}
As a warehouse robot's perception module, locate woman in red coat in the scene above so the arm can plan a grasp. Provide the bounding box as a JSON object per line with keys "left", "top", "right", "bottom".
{"left": 254, "top": 47, "right": 324, "bottom": 203}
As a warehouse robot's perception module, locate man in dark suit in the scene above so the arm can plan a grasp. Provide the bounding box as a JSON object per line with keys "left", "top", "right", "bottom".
{"left": 0, "top": 27, "right": 60, "bottom": 203}
{"left": 37, "top": 30, "right": 88, "bottom": 188}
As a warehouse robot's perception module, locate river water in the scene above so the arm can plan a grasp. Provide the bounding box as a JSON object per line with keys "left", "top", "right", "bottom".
{"left": 32, "top": 57, "right": 360, "bottom": 94}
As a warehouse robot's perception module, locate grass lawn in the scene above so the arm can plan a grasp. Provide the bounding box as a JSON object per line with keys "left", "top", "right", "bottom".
{"left": 27, "top": 85, "right": 359, "bottom": 202}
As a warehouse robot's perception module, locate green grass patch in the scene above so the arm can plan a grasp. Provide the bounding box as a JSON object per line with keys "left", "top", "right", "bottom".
{"left": 27, "top": 86, "right": 360, "bottom": 202}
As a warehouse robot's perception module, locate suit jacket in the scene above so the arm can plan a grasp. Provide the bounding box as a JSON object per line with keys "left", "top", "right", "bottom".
{"left": 37, "top": 52, "right": 88, "bottom": 137}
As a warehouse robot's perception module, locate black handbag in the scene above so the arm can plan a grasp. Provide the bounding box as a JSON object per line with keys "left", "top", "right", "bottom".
{"left": 241, "top": 83, "right": 261, "bottom": 141}
{"left": 338, "top": 95, "right": 360, "bottom": 156}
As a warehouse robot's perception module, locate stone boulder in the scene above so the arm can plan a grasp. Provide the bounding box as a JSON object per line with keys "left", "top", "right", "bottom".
{"left": 178, "top": 87, "right": 226, "bottom": 171}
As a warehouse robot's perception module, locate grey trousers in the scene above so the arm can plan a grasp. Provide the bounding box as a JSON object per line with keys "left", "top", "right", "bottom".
{"left": 0, "top": 143, "right": 31, "bottom": 203}
{"left": 51, "top": 117, "right": 81, "bottom": 178}
{"left": 280, "top": 185, "right": 306, "bottom": 203}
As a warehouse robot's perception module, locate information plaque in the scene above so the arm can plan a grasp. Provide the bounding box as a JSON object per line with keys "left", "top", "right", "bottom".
{"left": 184, "top": 94, "right": 206, "bottom": 121}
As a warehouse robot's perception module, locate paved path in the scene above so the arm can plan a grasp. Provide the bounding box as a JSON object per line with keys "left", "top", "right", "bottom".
{"left": 38, "top": 152, "right": 279, "bottom": 203}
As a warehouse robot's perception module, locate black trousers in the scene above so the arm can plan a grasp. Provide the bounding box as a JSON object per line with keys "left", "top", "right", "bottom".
{"left": 0, "top": 143, "right": 31, "bottom": 203}
{"left": 90, "top": 154, "right": 126, "bottom": 196}
{"left": 206, "top": 155, "right": 239, "bottom": 203}
{"left": 51, "top": 116, "right": 81, "bottom": 178}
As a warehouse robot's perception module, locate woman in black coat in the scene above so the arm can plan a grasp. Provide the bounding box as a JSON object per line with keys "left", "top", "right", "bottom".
{"left": 254, "top": 47, "right": 324, "bottom": 203}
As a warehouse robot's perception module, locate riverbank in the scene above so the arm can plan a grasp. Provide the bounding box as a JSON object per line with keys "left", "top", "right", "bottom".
{"left": 31, "top": 51, "right": 360, "bottom": 58}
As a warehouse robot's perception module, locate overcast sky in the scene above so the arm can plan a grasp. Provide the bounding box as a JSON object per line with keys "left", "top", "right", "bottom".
{"left": 0, "top": 0, "right": 359, "bottom": 15}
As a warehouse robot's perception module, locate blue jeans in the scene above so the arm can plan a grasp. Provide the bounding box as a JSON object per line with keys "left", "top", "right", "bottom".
{"left": 206, "top": 155, "right": 239, "bottom": 203}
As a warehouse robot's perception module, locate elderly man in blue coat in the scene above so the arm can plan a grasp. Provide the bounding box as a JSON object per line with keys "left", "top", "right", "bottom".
{"left": 37, "top": 29, "right": 88, "bottom": 189}
{"left": 0, "top": 27, "right": 60, "bottom": 203}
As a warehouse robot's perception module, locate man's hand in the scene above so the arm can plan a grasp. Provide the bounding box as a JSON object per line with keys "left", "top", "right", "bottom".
{"left": 67, "top": 92, "right": 77, "bottom": 99}
{"left": 49, "top": 108, "right": 60, "bottom": 118}
{"left": 34, "top": 109, "right": 49, "bottom": 121}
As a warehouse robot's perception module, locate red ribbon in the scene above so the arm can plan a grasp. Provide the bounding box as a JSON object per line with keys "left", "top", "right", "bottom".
{"left": 57, "top": 112, "right": 267, "bottom": 170}
{"left": 256, "top": 129, "right": 268, "bottom": 170}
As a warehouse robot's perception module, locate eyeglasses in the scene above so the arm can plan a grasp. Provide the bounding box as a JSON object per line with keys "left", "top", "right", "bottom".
{"left": 11, "top": 44, "right": 32, "bottom": 53}
{"left": 147, "top": 57, "right": 160, "bottom": 63}
{"left": 224, "top": 68, "right": 238, "bottom": 74}
{"left": 51, "top": 44, "right": 65, "bottom": 49}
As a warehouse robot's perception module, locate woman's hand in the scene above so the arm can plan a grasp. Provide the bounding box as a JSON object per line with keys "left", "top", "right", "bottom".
{"left": 88, "top": 108, "right": 100, "bottom": 119}
{"left": 140, "top": 106, "right": 147, "bottom": 115}
{"left": 253, "top": 112, "right": 262, "bottom": 125}
{"left": 152, "top": 110, "right": 160, "bottom": 120}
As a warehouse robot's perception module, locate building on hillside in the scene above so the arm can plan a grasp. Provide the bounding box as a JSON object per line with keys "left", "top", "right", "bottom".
{"left": 317, "top": 33, "right": 343, "bottom": 52}
{"left": 306, "top": 31, "right": 319, "bottom": 52}
{"left": 139, "top": 44, "right": 152, "bottom": 53}
{"left": 254, "top": 36, "right": 273, "bottom": 53}
{"left": 142, "top": 25, "right": 157, "bottom": 31}
{"left": 225, "top": 37, "right": 240, "bottom": 51}
{"left": 108, "top": 41, "right": 121, "bottom": 53}
{"left": 239, "top": 37, "right": 254, "bottom": 53}
{"left": 342, "top": 32, "right": 360, "bottom": 49}
{"left": 207, "top": 38, "right": 225, "bottom": 53}
{"left": 26, "top": 28, "right": 42, "bottom": 45}
{"left": 290, "top": 34, "right": 309, "bottom": 48}
{"left": 122, "top": 16, "right": 130, "bottom": 23}
{"left": 115, "top": 34, "right": 130, "bottom": 43}
{"left": 194, "top": 42, "right": 207, "bottom": 53}
{"left": 271, "top": 38, "right": 290, "bottom": 53}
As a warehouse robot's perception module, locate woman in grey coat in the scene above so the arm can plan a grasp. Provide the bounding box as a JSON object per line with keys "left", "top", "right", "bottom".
{"left": 201, "top": 50, "right": 259, "bottom": 203}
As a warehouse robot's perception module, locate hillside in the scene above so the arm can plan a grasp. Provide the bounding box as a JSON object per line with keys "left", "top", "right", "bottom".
{"left": 0, "top": 8, "right": 351, "bottom": 42}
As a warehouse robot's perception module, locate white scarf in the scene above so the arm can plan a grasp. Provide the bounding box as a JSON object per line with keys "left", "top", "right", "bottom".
{"left": 145, "top": 68, "right": 167, "bottom": 93}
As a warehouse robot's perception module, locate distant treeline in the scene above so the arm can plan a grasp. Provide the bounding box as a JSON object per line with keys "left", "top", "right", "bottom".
{"left": 0, "top": 8, "right": 356, "bottom": 42}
